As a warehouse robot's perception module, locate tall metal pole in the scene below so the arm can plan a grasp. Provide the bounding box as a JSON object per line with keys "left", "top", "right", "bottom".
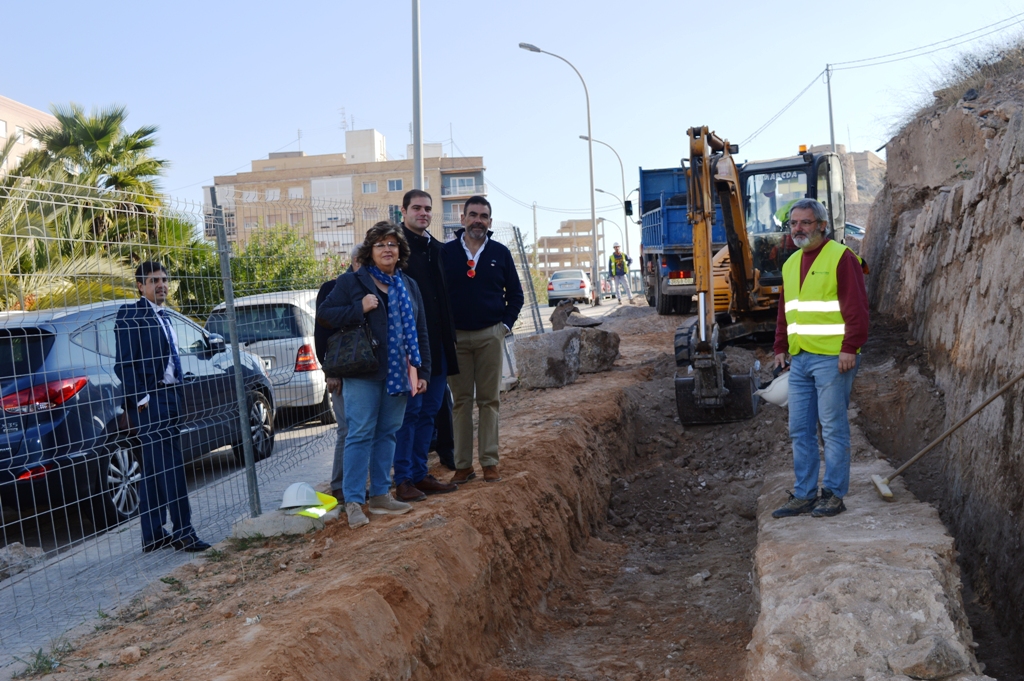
{"left": 826, "top": 64, "right": 836, "bottom": 153}
{"left": 520, "top": 43, "right": 600, "bottom": 305}
{"left": 211, "top": 189, "right": 261, "bottom": 518}
{"left": 532, "top": 201, "right": 538, "bottom": 270}
{"left": 412, "top": 0, "right": 424, "bottom": 189}
{"left": 582, "top": 135, "right": 629, "bottom": 257}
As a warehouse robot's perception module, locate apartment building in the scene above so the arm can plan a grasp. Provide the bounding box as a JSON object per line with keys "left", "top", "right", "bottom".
{"left": 203, "top": 129, "right": 486, "bottom": 258}
{"left": 0, "top": 95, "right": 57, "bottom": 174}
{"left": 531, "top": 218, "right": 604, "bottom": 278}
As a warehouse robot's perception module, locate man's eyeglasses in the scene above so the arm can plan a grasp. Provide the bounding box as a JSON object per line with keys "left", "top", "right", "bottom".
{"left": 372, "top": 242, "right": 400, "bottom": 250}
{"left": 788, "top": 219, "right": 821, "bottom": 229}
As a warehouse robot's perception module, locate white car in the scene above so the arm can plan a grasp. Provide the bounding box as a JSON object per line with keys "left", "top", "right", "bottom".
{"left": 547, "top": 269, "right": 595, "bottom": 306}
{"left": 206, "top": 290, "right": 334, "bottom": 424}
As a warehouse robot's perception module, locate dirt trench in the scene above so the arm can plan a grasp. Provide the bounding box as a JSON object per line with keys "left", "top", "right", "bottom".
{"left": 51, "top": 317, "right": 786, "bottom": 681}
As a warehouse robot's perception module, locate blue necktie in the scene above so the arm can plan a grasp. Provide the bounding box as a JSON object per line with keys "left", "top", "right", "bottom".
{"left": 157, "top": 309, "right": 183, "bottom": 382}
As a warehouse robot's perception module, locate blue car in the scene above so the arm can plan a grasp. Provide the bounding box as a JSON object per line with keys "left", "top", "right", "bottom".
{"left": 0, "top": 300, "right": 275, "bottom": 529}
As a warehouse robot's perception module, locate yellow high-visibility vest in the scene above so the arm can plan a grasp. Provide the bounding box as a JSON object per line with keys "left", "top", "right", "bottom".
{"left": 782, "top": 240, "right": 855, "bottom": 356}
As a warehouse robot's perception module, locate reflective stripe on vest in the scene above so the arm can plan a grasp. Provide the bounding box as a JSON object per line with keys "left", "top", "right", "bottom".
{"left": 782, "top": 240, "right": 849, "bottom": 356}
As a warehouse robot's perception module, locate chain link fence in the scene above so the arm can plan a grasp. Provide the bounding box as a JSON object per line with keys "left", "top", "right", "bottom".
{"left": 0, "top": 177, "right": 540, "bottom": 669}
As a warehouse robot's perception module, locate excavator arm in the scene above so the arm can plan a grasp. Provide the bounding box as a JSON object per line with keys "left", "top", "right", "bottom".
{"left": 674, "top": 126, "right": 761, "bottom": 425}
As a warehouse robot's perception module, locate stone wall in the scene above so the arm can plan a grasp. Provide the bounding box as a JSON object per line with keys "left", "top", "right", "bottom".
{"left": 863, "top": 74, "right": 1024, "bottom": 645}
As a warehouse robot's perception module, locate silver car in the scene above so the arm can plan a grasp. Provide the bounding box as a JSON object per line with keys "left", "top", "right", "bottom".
{"left": 546, "top": 269, "right": 595, "bottom": 306}
{"left": 206, "top": 291, "right": 333, "bottom": 424}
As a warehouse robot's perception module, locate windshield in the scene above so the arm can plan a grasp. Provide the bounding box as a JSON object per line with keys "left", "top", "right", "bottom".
{"left": 206, "top": 304, "right": 311, "bottom": 344}
{"left": 745, "top": 171, "right": 806, "bottom": 281}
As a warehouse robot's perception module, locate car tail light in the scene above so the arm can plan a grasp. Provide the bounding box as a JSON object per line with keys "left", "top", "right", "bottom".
{"left": 579, "top": 280, "right": 587, "bottom": 288}
{"left": 294, "top": 344, "right": 319, "bottom": 372}
{"left": 547, "top": 282, "right": 554, "bottom": 291}
{"left": 17, "top": 464, "right": 53, "bottom": 481}
{"left": 2, "top": 377, "right": 88, "bottom": 414}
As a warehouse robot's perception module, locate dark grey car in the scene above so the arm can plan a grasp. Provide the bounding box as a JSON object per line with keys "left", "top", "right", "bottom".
{"left": 0, "top": 300, "right": 275, "bottom": 529}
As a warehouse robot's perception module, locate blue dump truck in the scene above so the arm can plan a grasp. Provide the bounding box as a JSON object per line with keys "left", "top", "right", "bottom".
{"left": 639, "top": 166, "right": 727, "bottom": 314}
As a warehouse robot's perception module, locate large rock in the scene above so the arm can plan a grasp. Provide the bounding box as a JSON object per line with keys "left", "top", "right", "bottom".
{"left": 549, "top": 300, "right": 578, "bottom": 331}
{"left": 0, "top": 542, "right": 45, "bottom": 579}
{"left": 578, "top": 327, "right": 619, "bottom": 373}
{"left": 564, "top": 311, "right": 602, "bottom": 328}
{"left": 514, "top": 329, "right": 580, "bottom": 389}
{"left": 887, "top": 636, "right": 970, "bottom": 679}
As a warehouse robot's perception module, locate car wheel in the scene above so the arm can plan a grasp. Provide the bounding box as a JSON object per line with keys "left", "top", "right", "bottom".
{"left": 548, "top": 300, "right": 556, "bottom": 307}
{"left": 319, "top": 387, "right": 336, "bottom": 425}
{"left": 92, "top": 442, "right": 142, "bottom": 528}
{"left": 233, "top": 391, "right": 275, "bottom": 465}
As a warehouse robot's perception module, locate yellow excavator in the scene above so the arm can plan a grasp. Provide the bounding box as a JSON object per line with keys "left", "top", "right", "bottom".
{"left": 674, "top": 126, "right": 848, "bottom": 425}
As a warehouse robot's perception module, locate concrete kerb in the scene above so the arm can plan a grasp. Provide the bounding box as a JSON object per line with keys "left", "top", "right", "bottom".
{"left": 748, "top": 413, "right": 991, "bottom": 680}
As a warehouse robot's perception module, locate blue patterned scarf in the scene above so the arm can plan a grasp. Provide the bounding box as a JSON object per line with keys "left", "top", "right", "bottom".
{"left": 366, "top": 266, "right": 422, "bottom": 395}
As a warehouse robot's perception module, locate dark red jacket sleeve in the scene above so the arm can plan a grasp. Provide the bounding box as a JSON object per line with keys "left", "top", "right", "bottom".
{"left": 836, "top": 249, "right": 869, "bottom": 354}
{"left": 773, "top": 248, "right": 869, "bottom": 356}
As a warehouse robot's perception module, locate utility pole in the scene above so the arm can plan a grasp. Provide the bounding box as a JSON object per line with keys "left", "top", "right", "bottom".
{"left": 826, "top": 64, "right": 836, "bottom": 153}
{"left": 532, "top": 202, "right": 538, "bottom": 269}
{"left": 411, "top": 0, "right": 424, "bottom": 189}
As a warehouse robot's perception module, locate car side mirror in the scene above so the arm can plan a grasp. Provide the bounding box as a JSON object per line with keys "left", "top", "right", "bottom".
{"left": 207, "top": 333, "right": 227, "bottom": 354}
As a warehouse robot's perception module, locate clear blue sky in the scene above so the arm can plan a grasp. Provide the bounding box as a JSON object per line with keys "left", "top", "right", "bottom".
{"left": 6, "top": 0, "right": 1023, "bottom": 252}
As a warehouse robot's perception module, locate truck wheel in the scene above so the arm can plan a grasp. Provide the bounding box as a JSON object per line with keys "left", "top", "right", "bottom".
{"left": 672, "top": 296, "right": 693, "bottom": 314}
{"left": 655, "top": 282, "right": 674, "bottom": 315}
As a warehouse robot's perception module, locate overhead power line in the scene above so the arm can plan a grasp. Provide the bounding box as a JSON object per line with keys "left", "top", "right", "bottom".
{"left": 740, "top": 70, "right": 824, "bottom": 148}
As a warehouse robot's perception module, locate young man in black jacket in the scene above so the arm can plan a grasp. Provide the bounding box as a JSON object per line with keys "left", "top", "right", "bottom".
{"left": 392, "top": 190, "right": 461, "bottom": 501}
{"left": 440, "top": 196, "right": 524, "bottom": 484}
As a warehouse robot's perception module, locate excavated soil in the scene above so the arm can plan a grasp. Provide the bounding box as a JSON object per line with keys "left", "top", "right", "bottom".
{"left": 42, "top": 312, "right": 781, "bottom": 681}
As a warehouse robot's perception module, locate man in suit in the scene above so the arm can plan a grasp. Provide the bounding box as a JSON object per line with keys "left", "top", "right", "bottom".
{"left": 115, "top": 261, "right": 210, "bottom": 553}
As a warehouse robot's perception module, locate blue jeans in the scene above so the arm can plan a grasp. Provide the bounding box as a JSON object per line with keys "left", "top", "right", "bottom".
{"left": 788, "top": 351, "right": 860, "bottom": 500}
{"left": 393, "top": 354, "right": 447, "bottom": 486}
{"left": 341, "top": 378, "right": 408, "bottom": 504}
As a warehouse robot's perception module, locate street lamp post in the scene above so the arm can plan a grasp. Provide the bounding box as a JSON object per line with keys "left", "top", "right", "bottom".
{"left": 520, "top": 42, "right": 601, "bottom": 305}
{"left": 581, "top": 135, "right": 629, "bottom": 258}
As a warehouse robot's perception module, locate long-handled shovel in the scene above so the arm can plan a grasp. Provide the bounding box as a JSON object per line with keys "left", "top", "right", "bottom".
{"left": 872, "top": 365, "right": 1024, "bottom": 500}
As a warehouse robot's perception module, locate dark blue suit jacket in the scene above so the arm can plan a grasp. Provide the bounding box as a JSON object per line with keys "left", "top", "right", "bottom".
{"left": 114, "top": 298, "right": 175, "bottom": 410}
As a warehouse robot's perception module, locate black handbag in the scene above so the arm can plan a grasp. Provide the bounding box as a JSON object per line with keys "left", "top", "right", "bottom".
{"left": 322, "top": 321, "right": 379, "bottom": 378}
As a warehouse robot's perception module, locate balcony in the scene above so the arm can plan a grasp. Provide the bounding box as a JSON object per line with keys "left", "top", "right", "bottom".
{"left": 441, "top": 183, "right": 487, "bottom": 197}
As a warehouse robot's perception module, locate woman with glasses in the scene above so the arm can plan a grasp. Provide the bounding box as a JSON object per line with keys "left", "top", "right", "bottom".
{"left": 317, "top": 221, "right": 431, "bottom": 529}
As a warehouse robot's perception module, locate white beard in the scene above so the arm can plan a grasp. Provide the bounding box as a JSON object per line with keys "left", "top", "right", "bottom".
{"left": 792, "top": 234, "right": 810, "bottom": 248}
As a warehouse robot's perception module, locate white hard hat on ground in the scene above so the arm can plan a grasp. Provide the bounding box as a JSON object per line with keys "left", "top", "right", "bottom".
{"left": 281, "top": 482, "right": 320, "bottom": 509}
{"left": 755, "top": 371, "right": 789, "bottom": 407}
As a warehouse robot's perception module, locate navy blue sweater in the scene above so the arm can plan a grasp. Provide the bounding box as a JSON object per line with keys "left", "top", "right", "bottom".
{"left": 440, "top": 229, "right": 524, "bottom": 331}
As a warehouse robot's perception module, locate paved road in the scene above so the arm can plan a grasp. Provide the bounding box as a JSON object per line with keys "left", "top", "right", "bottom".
{"left": 0, "top": 418, "right": 339, "bottom": 676}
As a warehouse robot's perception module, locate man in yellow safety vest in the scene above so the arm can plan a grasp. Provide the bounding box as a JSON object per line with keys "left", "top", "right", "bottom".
{"left": 770, "top": 199, "right": 869, "bottom": 519}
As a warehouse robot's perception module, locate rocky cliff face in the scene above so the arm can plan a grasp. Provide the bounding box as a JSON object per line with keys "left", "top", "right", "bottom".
{"left": 863, "top": 73, "right": 1024, "bottom": 644}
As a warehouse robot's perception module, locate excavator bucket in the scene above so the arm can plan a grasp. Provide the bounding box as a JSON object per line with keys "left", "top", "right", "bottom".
{"left": 674, "top": 368, "right": 760, "bottom": 425}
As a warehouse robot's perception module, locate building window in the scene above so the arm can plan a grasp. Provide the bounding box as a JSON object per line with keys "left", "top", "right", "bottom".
{"left": 423, "top": 177, "right": 429, "bottom": 190}
{"left": 362, "top": 207, "right": 380, "bottom": 222}
{"left": 265, "top": 188, "right": 280, "bottom": 201}
{"left": 387, "top": 179, "right": 403, "bottom": 192}
{"left": 241, "top": 190, "right": 258, "bottom": 203}
{"left": 288, "top": 187, "right": 304, "bottom": 199}
{"left": 0, "top": 120, "right": 6, "bottom": 138}
{"left": 289, "top": 213, "right": 303, "bottom": 226}
{"left": 362, "top": 181, "right": 378, "bottom": 194}
{"left": 31, "top": 138, "right": 39, "bottom": 150}
{"left": 267, "top": 214, "right": 281, "bottom": 227}
{"left": 388, "top": 205, "right": 402, "bottom": 223}
{"left": 15, "top": 127, "right": 25, "bottom": 143}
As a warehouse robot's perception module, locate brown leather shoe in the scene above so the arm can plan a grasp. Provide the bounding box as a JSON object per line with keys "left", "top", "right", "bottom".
{"left": 483, "top": 465, "right": 501, "bottom": 482}
{"left": 450, "top": 468, "right": 477, "bottom": 484}
{"left": 395, "top": 481, "right": 427, "bottom": 502}
{"left": 415, "top": 474, "right": 458, "bottom": 495}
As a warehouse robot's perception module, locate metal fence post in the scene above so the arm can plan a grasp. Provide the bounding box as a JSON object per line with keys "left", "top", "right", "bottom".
{"left": 212, "top": 194, "right": 262, "bottom": 518}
